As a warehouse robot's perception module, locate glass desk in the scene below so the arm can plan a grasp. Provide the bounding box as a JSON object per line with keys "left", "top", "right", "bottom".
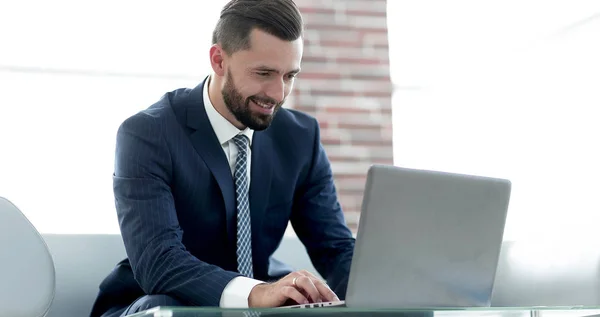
{"left": 128, "top": 306, "right": 600, "bottom": 317}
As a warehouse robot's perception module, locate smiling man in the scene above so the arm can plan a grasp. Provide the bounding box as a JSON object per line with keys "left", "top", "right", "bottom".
{"left": 90, "top": 1, "right": 355, "bottom": 316}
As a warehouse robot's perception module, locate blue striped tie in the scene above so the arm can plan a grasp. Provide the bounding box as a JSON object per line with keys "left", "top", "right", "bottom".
{"left": 233, "top": 134, "right": 253, "bottom": 278}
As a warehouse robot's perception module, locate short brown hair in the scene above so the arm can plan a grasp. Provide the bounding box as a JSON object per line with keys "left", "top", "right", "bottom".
{"left": 212, "top": 0, "right": 304, "bottom": 54}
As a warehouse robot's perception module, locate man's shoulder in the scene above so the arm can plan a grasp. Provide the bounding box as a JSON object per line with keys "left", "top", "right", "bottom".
{"left": 265, "top": 108, "right": 322, "bottom": 157}
{"left": 119, "top": 87, "right": 193, "bottom": 131}
{"left": 270, "top": 107, "right": 319, "bottom": 134}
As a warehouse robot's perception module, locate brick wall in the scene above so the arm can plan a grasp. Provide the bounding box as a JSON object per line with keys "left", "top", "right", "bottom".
{"left": 292, "top": 0, "right": 393, "bottom": 230}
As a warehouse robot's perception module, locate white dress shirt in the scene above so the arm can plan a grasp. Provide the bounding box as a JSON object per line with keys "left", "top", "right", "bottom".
{"left": 202, "top": 75, "right": 265, "bottom": 308}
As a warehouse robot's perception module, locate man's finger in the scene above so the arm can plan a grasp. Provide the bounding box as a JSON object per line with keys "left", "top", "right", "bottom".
{"left": 311, "top": 278, "right": 339, "bottom": 302}
{"left": 298, "top": 271, "right": 339, "bottom": 302}
{"left": 292, "top": 275, "right": 322, "bottom": 303}
{"left": 281, "top": 285, "right": 309, "bottom": 305}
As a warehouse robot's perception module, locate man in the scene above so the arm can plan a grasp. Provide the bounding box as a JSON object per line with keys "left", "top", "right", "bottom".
{"left": 90, "top": 0, "right": 355, "bottom": 316}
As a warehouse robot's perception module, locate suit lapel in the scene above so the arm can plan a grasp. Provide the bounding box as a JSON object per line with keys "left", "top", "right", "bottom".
{"left": 181, "top": 80, "right": 274, "bottom": 247}
{"left": 250, "top": 131, "right": 273, "bottom": 234}
{"left": 184, "top": 83, "right": 237, "bottom": 244}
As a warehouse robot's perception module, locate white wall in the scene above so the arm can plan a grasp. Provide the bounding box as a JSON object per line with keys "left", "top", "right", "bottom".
{"left": 388, "top": 0, "right": 600, "bottom": 241}
{"left": 0, "top": 0, "right": 225, "bottom": 233}
{"left": 2, "top": 1, "right": 599, "bottom": 240}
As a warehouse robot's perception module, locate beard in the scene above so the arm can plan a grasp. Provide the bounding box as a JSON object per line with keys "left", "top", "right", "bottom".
{"left": 221, "top": 70, "right": 284, "bottom": 131}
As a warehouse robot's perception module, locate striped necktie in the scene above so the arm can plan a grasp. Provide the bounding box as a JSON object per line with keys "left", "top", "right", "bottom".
{"left": 232, "top": 134, "right": 253, "bottom": 278}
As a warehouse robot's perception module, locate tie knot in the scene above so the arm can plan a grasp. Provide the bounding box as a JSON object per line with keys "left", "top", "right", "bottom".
{"left": 232, "top": 134, "right": 249, "bottom": 150}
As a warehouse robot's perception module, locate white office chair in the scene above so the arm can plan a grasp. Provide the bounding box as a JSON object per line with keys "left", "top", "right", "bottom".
{"left": 0, "top": 196, "right": 55, "bottom": 317}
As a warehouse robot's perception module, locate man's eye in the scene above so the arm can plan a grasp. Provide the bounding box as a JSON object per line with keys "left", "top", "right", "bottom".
{"left": 257, "top": 72, "right": 270, "bottom": 77}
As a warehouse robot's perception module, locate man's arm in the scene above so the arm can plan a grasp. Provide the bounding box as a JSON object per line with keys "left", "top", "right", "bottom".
{"left": 114, "top": 113, "right": 243, "bottom": 306}
{"left": 289, "top": 119, "right": 356, "bottom": 299}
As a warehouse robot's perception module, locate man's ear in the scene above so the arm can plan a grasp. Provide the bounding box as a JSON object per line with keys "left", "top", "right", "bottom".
{"left": 209, "top": 44, "right": 226, "bottom": 77}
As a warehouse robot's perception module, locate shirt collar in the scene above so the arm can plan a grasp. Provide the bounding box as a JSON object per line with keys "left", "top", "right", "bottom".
{"left": 203, "top": 75, "right": 254, "bottom": 146}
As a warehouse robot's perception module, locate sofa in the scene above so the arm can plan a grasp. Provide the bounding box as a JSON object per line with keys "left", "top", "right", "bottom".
{"left": 41, "top": 232, "right": 600, "bottom": 317}
{"left": 41, "top": 233, "right": 319, "bottom": 317}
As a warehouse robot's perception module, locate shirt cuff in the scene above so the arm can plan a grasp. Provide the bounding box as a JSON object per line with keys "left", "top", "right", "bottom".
{"left": 219, "top": 276, "right": 265, "bottom": 308}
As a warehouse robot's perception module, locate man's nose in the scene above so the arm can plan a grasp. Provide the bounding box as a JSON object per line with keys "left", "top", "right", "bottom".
{"left": 266, "top": 79, "right": 285, "bottom": 103}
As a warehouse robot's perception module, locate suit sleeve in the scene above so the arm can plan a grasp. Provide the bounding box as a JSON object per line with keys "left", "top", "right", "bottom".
{"left": 289, "top": 119, "right": 356, "bottom": 299}
{"left": 113, "top": 113, "right": 241, "bottom": 306}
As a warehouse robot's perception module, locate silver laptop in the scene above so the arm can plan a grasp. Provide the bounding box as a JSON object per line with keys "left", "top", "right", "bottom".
{"left": 285, "top": 164, "right": 511, "bottom": 309}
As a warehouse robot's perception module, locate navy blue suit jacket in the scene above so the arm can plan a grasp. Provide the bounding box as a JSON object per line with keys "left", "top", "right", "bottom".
{"left": 90, "top": 78, "right": 355, "bottom": 316}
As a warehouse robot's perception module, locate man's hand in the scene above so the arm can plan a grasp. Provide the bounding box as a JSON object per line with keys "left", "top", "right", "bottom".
{"left": 248, "top": 270, "right": 340, "bottom": 308}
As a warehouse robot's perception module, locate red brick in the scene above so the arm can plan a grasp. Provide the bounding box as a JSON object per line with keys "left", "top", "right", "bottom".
{"left": 338, "top": 188, "right": 365, "bottom": 197}
{"left": 306, "top": 29, "right": 362, "bottom": 45}
{"left": 346, "top": 15, "right": 388, "bottom": 29}
{"left": 298, "top": 72, "right": 389, "bottom": 82}
{"left": 346, "top": 128, "right": 391, "bottom": 144}
{"left": 305, "top": 24, "right": 388, "bottom": 34}
{"left": 295, "top": 78, "right": 392, "bottom": 96}
{"left": 337, "top": 122, "right": 384, "bottom": 130}
{"left": 330, "top": 161, "right": 373, "bottom": 175}
{"left": 372, "top": 158, "right": 394, "bottom": 164}
{"left": 306, "top": 39, "right": 362, "bottom": 48}
{"left": 338, "top": 194, "right": 364, "bottom": 211}
{"left": 293, "top": 96, "right": 392, "bottom": 114}
{"left": 362, "top": 33, "right": 390, "bottom": 47}
{"left": 298, "top": 72, "right": 342, "bottom": 80}
{"left": 316, "top": 115, "right": 392, "bottom": 131}
{"left": 299, "top": 7, "right": 336, "bottom": 15}
{"left": 304, "top": 36, "right": 389, "bottom": 50}
{"left": 303, "top": 45, "right": 390, "bottom": 63}
{"left": 324, "top": 107, "right": 374, "bottom": 114}
{"left": 324, "top": 143, "right": 392, "bottom": 156}
{"left": 328, "top": 155, "right": 367, "bottom": 162}
{"left": 301, "top": 55, "right": 331, "bottom": 63}
{"left": 346, "top": 10, "right": 387, "bottom": 17}
{"left": 308, "top": 89, "right": 391, "bottom": 98}
{"left": 349, "top": 139, "right": 393, "bottom": 146}
{"left": 300, "top": 62, "right": 391, "bottom": 81}
{"left": 293, "top": 105, "right": 318, "bottom": 114}
{"left": 302, "top": 12, "right": 388, "bottom": 30}
{"left": 334, "top": 172, "right": 368, "bottom": 179}
{"left": 323, "top": 145, "right": 371, "bottom": 160}
{"left": 320, "top": 135, "right": 344, "bottom": 146}
{"left": 298, "top": 6, "right": 387, "bottom": 18}
{"left": 335, "top": 56, "right": 388, "bottom": 65}
{"left": 296, "top": 0, "right": 387, "bottom": 14}
{"left": 341, "top": 1, "right": 388, "bottom": 13}
{"left": 335, "top": 178, "right": 367, "bottom": 191}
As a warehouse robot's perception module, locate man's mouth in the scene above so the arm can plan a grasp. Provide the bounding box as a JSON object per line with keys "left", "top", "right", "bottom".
{"left": 252, "top": 98, "right": 275, "bottom": 109}
{"left": 250, "top": 98, "right": 276, "bottom": 115}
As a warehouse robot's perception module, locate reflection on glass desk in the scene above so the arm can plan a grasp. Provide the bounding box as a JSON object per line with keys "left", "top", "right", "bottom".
{"left": 128, "top": 306, "right": 600, "bottom": 317}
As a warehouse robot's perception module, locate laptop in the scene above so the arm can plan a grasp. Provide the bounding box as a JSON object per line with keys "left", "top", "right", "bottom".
{"left": 284, "top": 164, "right": 511, "bottom": 309}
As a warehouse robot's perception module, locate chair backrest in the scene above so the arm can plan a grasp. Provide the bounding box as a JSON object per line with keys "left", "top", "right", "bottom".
{"left": 0, "top": 197, "right": 55, "bottom": 317}
{"left": 492, "top": 240, "right": 600, "bottom": 306}
{"left": 41, "top": 233, "right": 128, "bottom": 317}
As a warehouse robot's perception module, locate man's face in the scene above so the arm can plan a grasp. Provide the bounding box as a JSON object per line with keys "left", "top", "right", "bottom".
{"left": 221, "top": 29, "right": 303, "bottom": 131}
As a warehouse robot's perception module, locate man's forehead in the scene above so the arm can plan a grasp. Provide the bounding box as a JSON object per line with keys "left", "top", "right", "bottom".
{"left": 247, "top": 29, "right": 303, "bottom": 54}
{"left": 233, "top": 48, "right": 302, "bottom": 74}
{"left": 249, "top": 64, "right": 301, "bottom": 74}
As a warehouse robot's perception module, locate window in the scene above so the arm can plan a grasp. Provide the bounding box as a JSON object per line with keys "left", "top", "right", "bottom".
{"left": 388, "top": 0, "right": 600, "bottom": 241}
{"left": 0, "top": 0, "right": 226, "bottom": 233}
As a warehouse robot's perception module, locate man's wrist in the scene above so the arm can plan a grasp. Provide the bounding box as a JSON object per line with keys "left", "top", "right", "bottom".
{"left": 220, "top": 276, "right": 265, "bottom": 308}
{"left": 248, "top": 282, "right": 268, "bottom": 307}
